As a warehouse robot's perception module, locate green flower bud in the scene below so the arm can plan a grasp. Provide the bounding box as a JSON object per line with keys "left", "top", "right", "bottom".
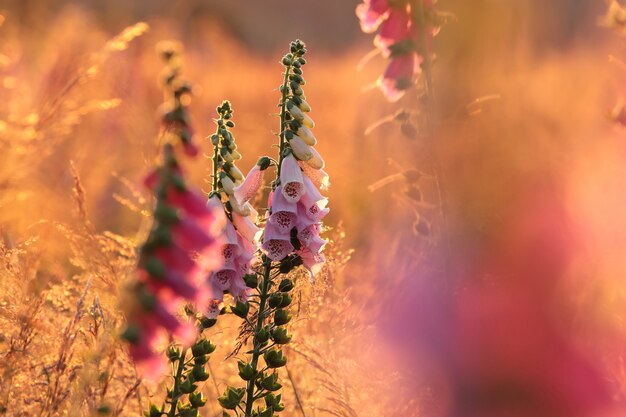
{"left": 144, "top": 403, "right": 162, "bottom": 417}
{"left": 264, "top": 349, "right": 287, "bottom": 368}
{"left": 258, "top": 407, "right": 273, "bottom": 417}
{"left": 179, "top": 377, "right": 196, "bottom": 394}
{"left": 278, "top": 279, "right": 294, "bottom": 292}
{"left": 231, "top": 301, "right": 250, "bottom": 318}
{"left": 167, "top": 346, "right": 180, "bottom": 362}
{"left": 271, "top": 327, "right": 292, "bottom": 345}
{"left": 237, "top": 360, "right": 255, "bottom": 381}
{"left": 255, "top": 326, "right": 271, "bottom": 344}
{"left": 243, "top": 273, "right": 259, "bottom": 288}
{"left": 274, "top": 309, "right": 291, "bottom": 326}
{"left": 261, "top": 373, "right": 282, "bottom": 391}
{"left": 268, "top": 293, "right": 283, "bottom": 309}
{"left": 192, "top": 339, "right": 216, "bottom": 356}
{"left": 256, "top": 156, "right": 272, "bottom": 171}
{"left": 199, "top": 316, "right": 217, "bottom": 329}
{"left": 265, "top": 394, "right": 284, "bottom": 412}
{"left": 218, "top": 387, "right": 246, "bottom": 410}
{"left": 225, "top": 120, "right": 235, "bottom": 128}
{"left": 192, "top": 364, "right": 210, "bottom": 381}
{"left": 194, "top": 354, "right": 209, "bottom": 365}
{"left": 279, "top": 293, "right": 292, "bottom": 308}
{"left": 189, "top": 392, "right": 207, "bottom": 408}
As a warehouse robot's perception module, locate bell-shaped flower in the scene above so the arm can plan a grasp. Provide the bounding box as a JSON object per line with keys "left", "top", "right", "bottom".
{"left": 269, "top": 186, "right": 298, "bottom": 234}
{"left": 374, "top": 7, "right": 412, "bottom": 51}
{"left": 280, "top": 154, "right": 305, "bottom": 203}
{"left": 232, "top": 211, "right": 262, "bottom": 246}
{"left": 356, "top": 0, "right": 391, "bottom": 33}
{"left": 378, "top": 53, "right": 420, "bottom": 102}
{"left": 262, "top": 221, "right": 294, "bottom": 261}
{"left": 234, "top": 164, "right": 265, "bottom": 204}
{"left": 297, "top": 248, "right": 325, "bottom": 281}
{"left": 298, "top": 161, "right": 330, "bottom": 190}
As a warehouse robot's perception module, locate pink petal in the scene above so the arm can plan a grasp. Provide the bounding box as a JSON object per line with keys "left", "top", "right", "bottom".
{"left": 234, "top": 165, "right": 265, "bottom": 205}
{"left": 280, "top": 154, "right": 305, "bottom": 203}
{"left": 232, "top": 212, "right": 262, "bottom": 246}
{"left": 262, "top": 221, "right": 294, "bottom": 261}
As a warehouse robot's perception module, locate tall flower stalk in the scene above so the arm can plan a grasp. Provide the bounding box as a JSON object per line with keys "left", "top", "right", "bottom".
{"left": 121, "top": 44, "right": 223, "bottom": 417}
{"left": 218, "top": 39, "right": 329, "bottom": 417}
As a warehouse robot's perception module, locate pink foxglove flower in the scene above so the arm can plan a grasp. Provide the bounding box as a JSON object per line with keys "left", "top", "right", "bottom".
{"left": 123, "top": 145, "right": 223, "bottom": 380}
{"left": 280, "top": 154, "right": 305, "bottom": 203}
{"left": 206, "top": 101, "right": 266, "bottom": 304}
{"left": 356, "top": 0, "right": 439, "bottom": 102}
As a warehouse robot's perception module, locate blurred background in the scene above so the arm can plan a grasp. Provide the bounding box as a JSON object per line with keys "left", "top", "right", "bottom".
{"left": 0, "top": 0, "right": 625, "bottom": 416}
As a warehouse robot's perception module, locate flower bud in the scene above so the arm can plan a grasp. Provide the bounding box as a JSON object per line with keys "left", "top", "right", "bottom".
{"left": 304, "top": 146, "right": 324, "bottom": 170}
{"left": 146, "top": 403, "right": 163, "bottom": 417}
{"left": 220, "top": 146, "right": 234, "bottom": 163}
{"left": 261, "top": 373, "right": 282, "bottom": 391}
{"left": 255, "top": 326, "right": 271, "bottom": 344}
{"left": 243, "top": 273, "right": 259, "bottom": 288}
{"left": 289, "top": 136, "right": 313, "bottom": 161}
{"left": 298, "top": 99, "right": 311, "bottom": 112}
{"left": 264, "top": 349, "right": 287, "bottom": 368}
{"left": 296, "top": 126, "right": 317, "bottom": 146}
{"left": 167, "top": 346, "right": 180, "bottom": 362}
{"left": 271, "top": 327, "right": 292, "bottom": 344}
{"left": 268, "top": 293, "right": 283, "bottom": 308}
{"left": 265, "top": 394, "right": 285, "bottom": 412}
{"left": 230, "top": 301, "right": 250, "bottom": 318}
{"left": 237, "top": 361, "right": 256, "bottom": 381}
{"left": 179, "top": 378, "right": 196, "bottom": 394}
{"left": 192, "top": 364, "right": 210, "bottom": 381}
{"left": 189, "top": 392, "right": 206, "bottom": 408}
{"left": 287, "top": 101, "right": 305, "bottom": 121}
{"left": 228, "top": 164, "right": 244, "bottom": 182}
{"left": 219, "top": 172, "right": 236, "bottom": 195}
{"left": 257, "top": 156, "right": 272, "bottom": 171}
{"left": 278, "top": 279, "right": 294, "bottom": 292}
{"left": 301, "top": 113, "right": 315, "bottom": 128}
{"left": 279, "top": 293, "right": 292, "bottom": 308}
{"left": 274, "top": 309, "right": 291, "bottom": 326}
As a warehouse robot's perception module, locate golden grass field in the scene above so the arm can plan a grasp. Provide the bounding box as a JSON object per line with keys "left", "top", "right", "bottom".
{"left": 0, "top": 1, "right": 625, "bottom": 416}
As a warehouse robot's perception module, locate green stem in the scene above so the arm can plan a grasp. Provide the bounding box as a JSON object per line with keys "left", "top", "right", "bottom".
{"left": 243, "top": 260, "right": 272, "bottom": 417}
{"left": 167, "top": 347, "right": 188, "bottom": 417}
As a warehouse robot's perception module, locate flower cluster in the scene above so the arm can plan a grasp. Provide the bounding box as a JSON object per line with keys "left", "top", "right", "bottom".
{"left": 356, "top": 0, "right": 439, "bottom": 102}
{"left": 262, "top": 40, "right": 329, "bottom": 279}
{"left": 123, "top": 144, "right": 222, "bottom": 379}
{"left": 207, "top": 100, "right": 266, "bottom": 304}
{"left": 121, "top": 46, "right": 223, "bottom": 380}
